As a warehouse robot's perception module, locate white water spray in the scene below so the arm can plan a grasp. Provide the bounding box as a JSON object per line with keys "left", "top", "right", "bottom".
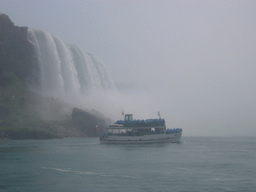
{"left": 27, "top": 29, "right": 154, "bottom": 120}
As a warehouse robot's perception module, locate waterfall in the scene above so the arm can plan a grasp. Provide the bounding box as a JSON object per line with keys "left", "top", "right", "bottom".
{"left": 26, "top": 28, "right": 151, "bottom": 121}
{"left": 25, "top": 28, "right": 123, "bottom": 118}
{"left": 27, "top": 29, "right": 116, "bottom": 102}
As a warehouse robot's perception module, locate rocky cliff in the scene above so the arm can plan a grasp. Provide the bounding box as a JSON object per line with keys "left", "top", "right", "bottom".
{"left": 0, "top": 14, "right": 110, "bottom": 139}
{"left": 0, "top": 14, "right": 39, "bottom": 84}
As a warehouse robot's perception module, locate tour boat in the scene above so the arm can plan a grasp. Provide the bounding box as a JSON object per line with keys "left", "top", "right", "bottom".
{"left": 100, "top": 113, "right": 182, "bottom": 144}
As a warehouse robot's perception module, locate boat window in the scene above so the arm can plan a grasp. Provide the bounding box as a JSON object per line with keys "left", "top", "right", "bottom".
{"left": 125, "top": 114, "right": 133, "bottom": 121}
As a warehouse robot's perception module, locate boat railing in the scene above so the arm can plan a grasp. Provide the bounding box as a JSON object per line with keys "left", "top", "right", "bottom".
{"left": 102, "top": 128, "right": 181, "bottom": 137}
{"left": 103, "top": 131, "right": 166, "bottom": 137}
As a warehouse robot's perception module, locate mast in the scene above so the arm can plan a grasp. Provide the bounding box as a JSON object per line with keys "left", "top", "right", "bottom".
{"left": 157, "top": 111, "right": 161, "bottom": 119}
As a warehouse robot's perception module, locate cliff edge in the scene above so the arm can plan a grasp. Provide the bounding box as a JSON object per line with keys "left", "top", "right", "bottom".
{"left": 0, "top": 14, "right": 110, "bottom": 139}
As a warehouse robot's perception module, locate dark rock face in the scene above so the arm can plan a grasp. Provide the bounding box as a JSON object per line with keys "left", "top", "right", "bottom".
{"left": 72, "top": 108, "right": 108, "bottom": 137}
{"left": 0, "top": 106, "right": 8, "bottom": 119}
{"left": 0, "top": 14, "right": 39, "bottom": 85}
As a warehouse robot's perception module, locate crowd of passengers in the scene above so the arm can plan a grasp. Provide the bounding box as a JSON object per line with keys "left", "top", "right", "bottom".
{"left": 166, "top": 128, "right": 182, "bottom": 134}
{"left": 114, "top": 118, "right": 166, "bottom": 127}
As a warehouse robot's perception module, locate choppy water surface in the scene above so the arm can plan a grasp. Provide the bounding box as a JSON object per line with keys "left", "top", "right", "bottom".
{"left": 1, "top": 137, "right": 256, "bottom": 191}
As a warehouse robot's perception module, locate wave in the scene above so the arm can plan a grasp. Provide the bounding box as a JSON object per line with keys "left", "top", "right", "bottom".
{"left": 41, "top": 167, "right": 138, "bottom": 180}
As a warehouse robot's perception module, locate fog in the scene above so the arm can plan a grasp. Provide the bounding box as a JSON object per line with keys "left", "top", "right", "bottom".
{"left": 1, "top": 0, "right": 256, "bottom": 136}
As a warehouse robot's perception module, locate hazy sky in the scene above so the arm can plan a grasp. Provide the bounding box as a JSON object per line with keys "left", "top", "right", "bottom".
{"left": 1, "top": 0, "right": 256, "bottom": 136}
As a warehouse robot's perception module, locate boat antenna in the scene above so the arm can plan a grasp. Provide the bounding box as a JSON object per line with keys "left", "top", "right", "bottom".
{"left": 157, "top": 111, "right": 161, "bottom": 119}
{"left": 122, "top": 110, "right": 124, "bottom": 120}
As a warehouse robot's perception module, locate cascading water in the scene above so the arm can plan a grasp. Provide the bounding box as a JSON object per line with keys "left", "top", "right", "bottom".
{"left": 26, "top": 28, "right": 154, "bottom": 120}
{"left": 27, "top": 29, "right": 116, "bottom": 101}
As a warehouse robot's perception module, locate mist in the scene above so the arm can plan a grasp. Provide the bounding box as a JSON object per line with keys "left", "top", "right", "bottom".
{"left": 1, "top": 0, "right": 256, "bottom": 136}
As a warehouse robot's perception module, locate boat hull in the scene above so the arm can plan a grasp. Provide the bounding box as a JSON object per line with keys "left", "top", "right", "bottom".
{"left": 100, "top": 133, "right": 182, "bottom": 144}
